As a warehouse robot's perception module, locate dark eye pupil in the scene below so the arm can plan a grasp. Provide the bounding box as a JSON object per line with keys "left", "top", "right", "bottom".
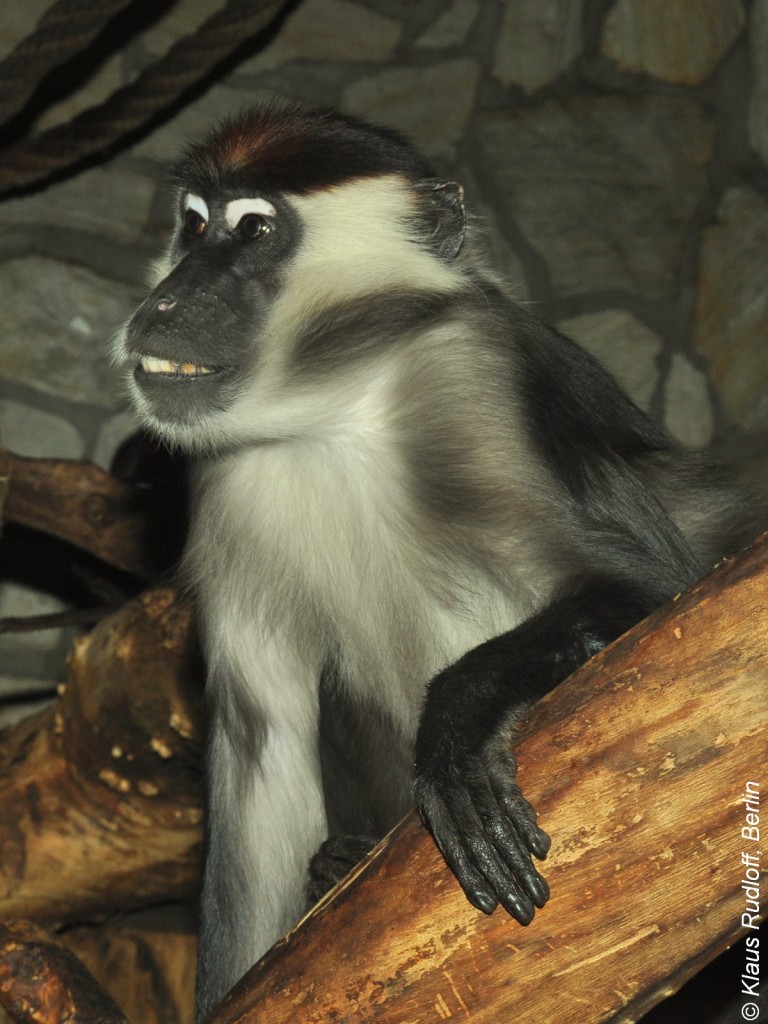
{"left": 239, "top": 214, "right": 269, "bottom": 239}
{"left": 184, "top": 209, "right": 206, "bottom": 235}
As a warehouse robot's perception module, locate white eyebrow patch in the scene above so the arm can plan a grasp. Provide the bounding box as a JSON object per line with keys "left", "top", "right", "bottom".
{"left": 184, "top": 193, "right": 209, "bottom": 221}
{"left": 225, "top": 197, "right": 277, "bottom": 230}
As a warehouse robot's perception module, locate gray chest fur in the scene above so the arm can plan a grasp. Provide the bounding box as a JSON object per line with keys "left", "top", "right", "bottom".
{"left": 184, "top": 437, "right": 532, "bottom": 733}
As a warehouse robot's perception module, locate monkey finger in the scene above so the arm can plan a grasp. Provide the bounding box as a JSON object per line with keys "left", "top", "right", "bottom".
{"left": 511, "top": 813, "right": 550, "bottom": 862}
{"left": 308, "top": 835, "right": 375, "bottom": 887}
{"left": 492, "top": 780, "right": 551, "bottom": 860}
{"left": 417, "top": 786, "right": 500, "bottom": 914}
{"left": 431, "top": 783, "right": 537, "bottom": 924}
{"left": 469, "top": 784, "right": 550, "bottom": 908}
{"left": 314, "top": 834, "right": 378, "bottom": 863}
{"left": 461, "top": 824, "right": 537, "bottom": 925}
{"left": 477, "top": 807, "right": 550, "bottom": 908}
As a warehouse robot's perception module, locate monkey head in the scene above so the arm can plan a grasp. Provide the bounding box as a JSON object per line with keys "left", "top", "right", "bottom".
{"left": 112, "top": 105, "right": 466, "bottom": 452}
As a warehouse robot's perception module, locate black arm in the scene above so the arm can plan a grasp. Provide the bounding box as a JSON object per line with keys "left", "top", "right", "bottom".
{"left": 413, "top": 577, "right": 661, "bottom": 924}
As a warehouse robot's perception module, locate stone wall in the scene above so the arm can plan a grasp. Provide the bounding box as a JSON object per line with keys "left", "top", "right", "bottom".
{"left": 1, "top": 0, "right": 767, "bottom": 705}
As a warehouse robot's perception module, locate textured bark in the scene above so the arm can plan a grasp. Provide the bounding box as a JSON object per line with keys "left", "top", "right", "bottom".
{"left": 0, "top": 921, "right": 128, "bottom": 1024}
{"left": 0, "top": 588, "right": 204, "bottom": 925}
{"left": 208, "top": 535, "right": 768, "bottom": 1024}
{"left": 59, "top": 908, "right": 197, "bottom": 1024}
{"left": 0, "top": 910, "right": 198, "bottom": 1024}
{"left": 0, "top": 448, "right": 156, "bottom": 578}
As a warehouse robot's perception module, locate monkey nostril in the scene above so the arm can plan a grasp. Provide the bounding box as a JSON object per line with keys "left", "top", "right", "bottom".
{"left": 155, "top": 296, "right": 177, "bottom": 313}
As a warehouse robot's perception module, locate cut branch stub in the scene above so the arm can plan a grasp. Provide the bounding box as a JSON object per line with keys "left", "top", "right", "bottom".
{"left": 0, "top": 920, "right": 130, "bottom": 1024}
{"left": 0, "top": 588, "right": 204, "bottom": 925}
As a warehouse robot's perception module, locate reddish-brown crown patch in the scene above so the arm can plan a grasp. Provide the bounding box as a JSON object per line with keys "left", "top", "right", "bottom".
{"left": 172, "top": 104, "right": 434, "bottom": 197}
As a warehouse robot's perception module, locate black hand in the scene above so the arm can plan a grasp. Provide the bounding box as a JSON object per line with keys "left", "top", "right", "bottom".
{"left": 307, "top": 834, "right": 377, "bottom": 902}
{"left": 414, "top": 578, "right": 657, "bottom": 922}
{"left": 414, "top": 709, "right": 550, "bottom": 923}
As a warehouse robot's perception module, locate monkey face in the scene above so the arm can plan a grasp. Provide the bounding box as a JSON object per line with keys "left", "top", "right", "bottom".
{"left": 114, "top": 188, "right": 300, "bottom": 441}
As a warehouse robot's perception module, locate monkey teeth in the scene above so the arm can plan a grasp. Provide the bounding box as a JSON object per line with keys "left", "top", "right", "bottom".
{"left": 139, "top": 355, "right": 215, "bottom": 378}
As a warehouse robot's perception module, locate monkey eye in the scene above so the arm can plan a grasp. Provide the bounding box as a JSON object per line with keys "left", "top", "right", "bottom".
{"left": 183, "top": 208, "right": 207, "bottom": 236}
{"left": 237, "top": 213, "right": 271, "bottom": 240}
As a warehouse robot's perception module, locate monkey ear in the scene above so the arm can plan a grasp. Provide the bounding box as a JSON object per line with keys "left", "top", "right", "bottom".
{"left": 412, "top": 179, "right": 466, "bottom": 262}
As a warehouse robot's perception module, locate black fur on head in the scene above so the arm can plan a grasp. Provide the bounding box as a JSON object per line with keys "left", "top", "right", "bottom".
{"left": 172, "top": 103, "right": 436, "bottom": 196}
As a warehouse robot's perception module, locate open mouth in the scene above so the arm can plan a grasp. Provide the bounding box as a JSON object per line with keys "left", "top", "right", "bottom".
{"left": 136, "top": 355, "right": 219, "bottom": 379}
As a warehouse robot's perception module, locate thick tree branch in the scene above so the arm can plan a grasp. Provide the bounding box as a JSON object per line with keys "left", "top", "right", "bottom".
{"left": 0, "top": 448, "right": 156, "bottom": 578}
{"left": 0, "top": 588, "right": 204, "bottom": 925}
{"left": 0, "top": 921, "right": 129, "bottom": 1024}
{"left": 0, "top": 910, "right": 199, "bottom": 1024}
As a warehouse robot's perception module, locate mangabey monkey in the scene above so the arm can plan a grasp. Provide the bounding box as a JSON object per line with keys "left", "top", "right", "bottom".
{"left": 112, "top": 105, "right": 759, "bottom": 1019}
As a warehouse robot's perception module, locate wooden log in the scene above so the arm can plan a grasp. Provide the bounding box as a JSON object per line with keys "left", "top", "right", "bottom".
{"left": 209, "top": 536, "right": 768, "bottom": 1024}
{"left": 0, "top": 921, "right": 129, "bottom": 1024}
{"left": 0, "top": 908, "right": 198, "bottom": 1024}
{"left": 59, "top": 907, "right": 197, "bottom": 1024}
{"left": 0, "top": 448, "right": 156, "bottom": 578}
{"left": 0, "top": 589, "right": 204, "bottom": 925}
